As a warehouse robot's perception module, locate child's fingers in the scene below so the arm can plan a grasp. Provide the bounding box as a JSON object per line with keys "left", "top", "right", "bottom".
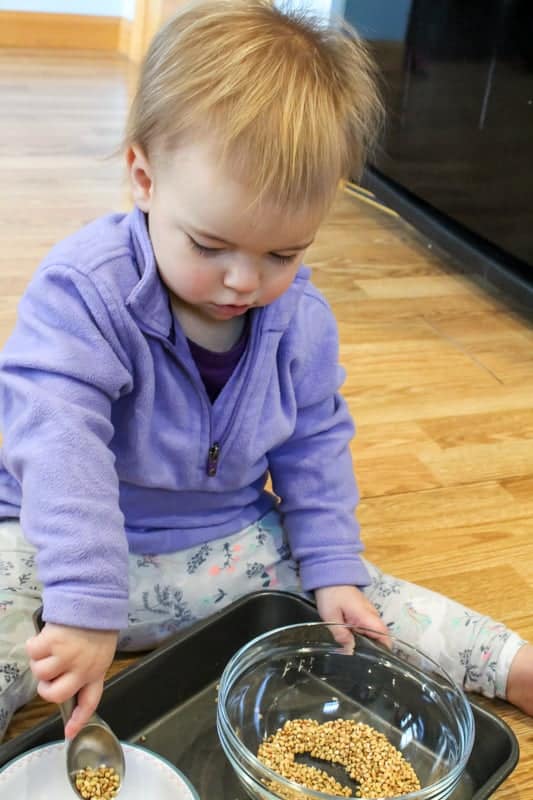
{"left": 315, "top": 586, "right": 390, "bottom": 650}
{"left": 314, "top": 601, "right": 354, "bottom": 648}
{"left": 25, "top": 633, "right": 52, "bottom": 660}
{"left": 322, "top": 611, "right": 356, "bottom": 649}
{"left": 29, "top": 655, "right": 62, "bottom": 682}
{"left": 64, "top": 681, "right": 103, "bottom": 740}
{"left": 361, "top": 622, "right": 392, "bottom": 650}
{"left": 36, "top": 672, "right": 80, "bottom": 705}
{"left": 352, "top": 612, "right": 391, "bottom": 649}
{"left": 330, "top": 624, "right": 356, "bottom": 652}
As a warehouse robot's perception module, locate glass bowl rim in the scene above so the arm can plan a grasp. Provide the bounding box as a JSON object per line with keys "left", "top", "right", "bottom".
{"left": 217, "top": 621, "right": 476, "bottom": 800}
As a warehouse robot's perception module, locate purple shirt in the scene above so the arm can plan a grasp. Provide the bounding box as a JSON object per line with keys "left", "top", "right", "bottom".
{"left": 187, "top": 319, "right": 249, "bottom": 403}
{"left": 0, "top": 207, "right": 368, "bottom": 630}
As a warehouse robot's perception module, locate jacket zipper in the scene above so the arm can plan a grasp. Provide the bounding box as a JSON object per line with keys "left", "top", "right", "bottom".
{"left": 204, "top": 310, "right": 265, "bottom": 476}
{"left": 206, "top": 442, "right": 221, "bottom": 477}
{"left": 133, "top": 311, "right": 265, "bottom": 479}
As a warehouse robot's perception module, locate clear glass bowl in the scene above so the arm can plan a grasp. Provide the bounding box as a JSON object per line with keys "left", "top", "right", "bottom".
{"left": 217, "top": 623, "right": 475, "bottom": 800}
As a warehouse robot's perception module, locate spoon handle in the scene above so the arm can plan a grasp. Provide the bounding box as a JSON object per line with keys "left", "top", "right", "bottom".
{"left": 31, "top": 606, "right": 77, "bottom": 729}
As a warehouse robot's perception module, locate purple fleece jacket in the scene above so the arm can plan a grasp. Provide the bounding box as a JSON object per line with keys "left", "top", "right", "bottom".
{"left": 0, "top": 207, "right": 370, "bottom": 630}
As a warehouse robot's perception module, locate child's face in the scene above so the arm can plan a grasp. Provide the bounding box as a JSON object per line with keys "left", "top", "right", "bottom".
{"left": 127, "top": 140, "right": 324, "bottom": 327}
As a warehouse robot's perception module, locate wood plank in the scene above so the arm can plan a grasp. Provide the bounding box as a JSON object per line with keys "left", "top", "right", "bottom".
{"left": 0, "top": 12, "right": 122, "bottom": 51}
{"left": 364, "top": 518, "right": 533, "bottom": 581}
{"left": 419, "top": 410, "right": 533, "bottom": 449}
{"left": 420, "top": 440, "right": 533, "bottom": 486}
{"left": 353, "top": 451, "right": 441, "bottom": 498}
{"left": 358, "top": 482, "right": 533, "bottom": 537}
{"left": 345, "top": 382, "right": 533, "bottom": 426}
{"left": 354, "top": 419, "right": 438, "bottom": 455}
{"left": 501, "top": 476, "right": 533, "bottom": 504}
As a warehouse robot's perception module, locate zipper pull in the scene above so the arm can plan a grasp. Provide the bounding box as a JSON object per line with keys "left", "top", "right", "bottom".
{"left": 207, "top": 442, "right": 220, "bottom": 477}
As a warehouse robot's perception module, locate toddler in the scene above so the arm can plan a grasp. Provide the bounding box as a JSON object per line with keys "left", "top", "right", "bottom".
{"left": 0, "top": 0, "right": 531, "bottom": 742}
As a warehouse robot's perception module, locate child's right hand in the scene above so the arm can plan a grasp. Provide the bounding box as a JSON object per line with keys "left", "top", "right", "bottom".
{"left": 315, "top": 584, "right": 391, "bottom": 648}
{"left": 26, "top": 622, "right": 119, "bottom": 739}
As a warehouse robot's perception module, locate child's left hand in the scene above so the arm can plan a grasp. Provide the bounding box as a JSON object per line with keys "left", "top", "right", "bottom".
{"left": 314, "top": 585, "right": 390, "bottom": 647}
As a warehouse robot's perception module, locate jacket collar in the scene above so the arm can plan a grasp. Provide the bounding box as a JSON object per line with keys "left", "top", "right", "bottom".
{"left": 125, "top": 206, "right": 174, "bottom": 339}
{"left": 124, "top": 204, "right": 311, "bottom": 339}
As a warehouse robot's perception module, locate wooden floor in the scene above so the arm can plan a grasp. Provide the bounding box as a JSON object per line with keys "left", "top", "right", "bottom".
{"left": 1, "top": 49, "right": 532, "bottom": 798}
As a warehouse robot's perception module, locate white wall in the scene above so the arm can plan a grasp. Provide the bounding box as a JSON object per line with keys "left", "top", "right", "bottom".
{"left": 0, "top": 1, "right": 135, "bottom": 18}
{"left": 276, "top": 1, "right": 350, "bottom": 23}
{"left": 276, "top": 0, "right": 334, "bottom": 20}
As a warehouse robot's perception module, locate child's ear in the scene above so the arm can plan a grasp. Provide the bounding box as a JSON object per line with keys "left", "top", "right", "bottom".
{"left": 126, "top": 145, "right": 153, "bottom": 211}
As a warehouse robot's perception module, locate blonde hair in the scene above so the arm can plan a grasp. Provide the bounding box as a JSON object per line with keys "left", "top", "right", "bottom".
{"left": 125, "top": 0, "right": 383, "bottom": 210}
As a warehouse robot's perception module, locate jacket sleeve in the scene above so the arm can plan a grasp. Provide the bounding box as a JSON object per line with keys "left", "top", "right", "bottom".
{"left": 267, "top": 292, "right": 370, "bottom": 592}
{"left": 0, "top": 265, "right": 133, "bottom": 629}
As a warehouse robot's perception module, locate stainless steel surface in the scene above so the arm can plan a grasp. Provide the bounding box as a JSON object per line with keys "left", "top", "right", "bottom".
{"left": 32, "top": 607, "right": 125, "bottom": 797}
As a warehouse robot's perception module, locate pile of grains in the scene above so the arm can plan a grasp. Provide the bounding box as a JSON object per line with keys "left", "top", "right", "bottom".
{"left": 74, "top": 765, "right": 121, "bottom": 800}
{"left": 257, "top": 718, "right": 421, "bottom": 798}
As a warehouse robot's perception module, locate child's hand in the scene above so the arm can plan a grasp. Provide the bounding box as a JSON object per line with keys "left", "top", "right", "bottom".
{"left": 26, "top": 622, "right": 118, "bottom": 739}
{"left": 314, "top": 585, "right": 390, "bottom": 648}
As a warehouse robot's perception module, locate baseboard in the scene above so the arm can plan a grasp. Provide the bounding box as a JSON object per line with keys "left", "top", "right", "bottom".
{"left": 0, "top": 11, "right": 124, "bottom": 52}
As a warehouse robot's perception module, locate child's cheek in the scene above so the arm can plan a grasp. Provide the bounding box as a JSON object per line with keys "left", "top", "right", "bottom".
{"left": 185, "top": 263, "right": 218, "bottom": 297}
{"left": 264, "top": 268, "right": 299, "bottom": 304}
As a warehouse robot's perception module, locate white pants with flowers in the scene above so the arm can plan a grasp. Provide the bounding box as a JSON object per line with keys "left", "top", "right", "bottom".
{"left": 0, "top": 513, "right": 525, "bottom": 740}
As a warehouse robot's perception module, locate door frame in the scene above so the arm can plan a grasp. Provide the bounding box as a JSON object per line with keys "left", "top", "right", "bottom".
{"left": 122, "top": 0, "right": 163, "bottom": 62}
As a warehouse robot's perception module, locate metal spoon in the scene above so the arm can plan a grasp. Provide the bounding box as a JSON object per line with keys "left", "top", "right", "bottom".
{"left": 32, "top": 607, "right": 125, "bottom": 797}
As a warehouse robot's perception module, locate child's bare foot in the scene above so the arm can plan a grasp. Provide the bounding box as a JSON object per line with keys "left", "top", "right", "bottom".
{"left": 506, "top": 643, "right": 533, "bottom": 715}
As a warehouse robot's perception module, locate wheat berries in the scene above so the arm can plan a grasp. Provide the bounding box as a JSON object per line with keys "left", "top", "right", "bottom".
{"left": 257, "top": 718, "right": 421, "bottom": 798}
{"left": 74, "top": 765, "right": 121, "bottom": 800}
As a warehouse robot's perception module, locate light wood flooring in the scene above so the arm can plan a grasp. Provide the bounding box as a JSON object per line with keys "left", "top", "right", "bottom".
{"left": 1, "top": 49, "right": 532, "bottom": 798}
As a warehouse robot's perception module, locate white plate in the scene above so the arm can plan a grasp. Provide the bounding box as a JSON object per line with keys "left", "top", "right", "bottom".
{"left": 0, "top": 741, "right": 199, "bottom": 800}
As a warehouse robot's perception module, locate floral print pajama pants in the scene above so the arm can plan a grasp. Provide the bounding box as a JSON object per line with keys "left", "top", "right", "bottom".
{"left": 0, "top": 512, "right": 525, "bottom": 740}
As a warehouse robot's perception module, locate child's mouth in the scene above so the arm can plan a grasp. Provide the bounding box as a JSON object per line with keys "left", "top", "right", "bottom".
{"left": 211, "top": 303, "right": 251, "bottom": 317}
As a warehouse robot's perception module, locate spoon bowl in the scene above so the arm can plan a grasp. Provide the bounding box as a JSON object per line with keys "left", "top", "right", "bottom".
{"left": 60, "top": 696, "right": 126, "bottom": 794}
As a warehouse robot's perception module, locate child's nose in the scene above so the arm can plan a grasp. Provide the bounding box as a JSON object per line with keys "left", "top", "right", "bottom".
{"left": 223, "top": 260, "right": 260, "bottom": 294}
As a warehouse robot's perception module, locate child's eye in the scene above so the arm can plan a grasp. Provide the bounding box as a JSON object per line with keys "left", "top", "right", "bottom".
{"left": 270, "top": 253, "right": 297, "bottom": 265}
{"left": 187, "top": 236, "right": 224, "bottom": 256}
{"left": 187, "top": 234, "right": 296, "bottom": 265}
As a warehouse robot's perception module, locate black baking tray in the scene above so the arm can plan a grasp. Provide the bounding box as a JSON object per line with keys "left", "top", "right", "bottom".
{"left": 0, "top": 591, "right": 519, "bottom": 798}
